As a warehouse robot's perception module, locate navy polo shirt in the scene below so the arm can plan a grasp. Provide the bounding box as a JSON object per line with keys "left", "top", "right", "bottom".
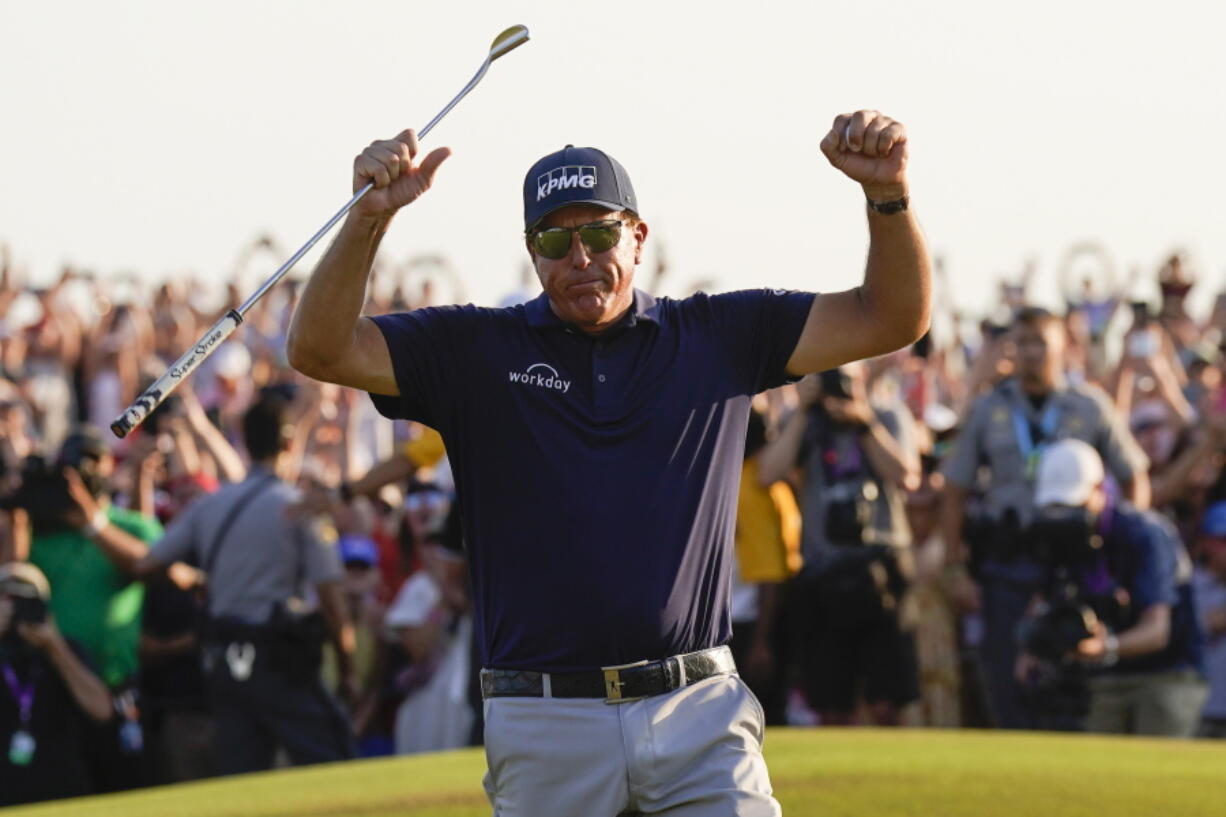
{"left": 370, "top": 287, "right": 814, "bottom": 672}
{"left": 1074, "top": 505, "right": 1204, "bottom": 675}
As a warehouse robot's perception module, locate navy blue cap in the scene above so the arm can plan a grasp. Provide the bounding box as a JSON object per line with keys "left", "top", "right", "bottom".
{"left": 523, "top": 145, "right": 637, "bottom": 231}
{"left": 339, "top": 534, "right": 378, "bottom": 567}
{"left": 1203, "top": 501, "right": 1226, "bottom": 538}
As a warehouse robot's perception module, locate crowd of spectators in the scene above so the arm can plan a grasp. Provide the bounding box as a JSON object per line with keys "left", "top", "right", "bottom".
{"left": 1, "top": 235, "right": 1225, "bottom": 806}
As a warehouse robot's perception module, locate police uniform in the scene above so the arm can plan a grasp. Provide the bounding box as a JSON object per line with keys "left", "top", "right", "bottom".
{"left": 942, "top": 376, "right": 1147, "bottom": 728}
{"left": 147, "top": 466, "right": 353, "bottom": 775}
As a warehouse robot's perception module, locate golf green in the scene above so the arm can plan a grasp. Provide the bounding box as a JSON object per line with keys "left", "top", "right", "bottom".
{"left": 7, "top": 729, "right": 1224, "bottom": 816}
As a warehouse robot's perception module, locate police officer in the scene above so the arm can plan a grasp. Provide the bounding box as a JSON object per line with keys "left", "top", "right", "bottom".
{"left": 133, "top": 395, "right": 356, "bottom": 775}
{"left": 1017, "top": 440, "right": 1206, "bottom": 736}
{"left": 941, "top": 307, "right": 1149, "bottom": 728}
{"left": 286, "top": 110, "right": 931, "bottom": 816}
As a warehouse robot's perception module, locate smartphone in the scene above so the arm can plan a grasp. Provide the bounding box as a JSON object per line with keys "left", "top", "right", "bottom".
{"left": 1128, "top": 330, "right": 1159, "bottom": 359}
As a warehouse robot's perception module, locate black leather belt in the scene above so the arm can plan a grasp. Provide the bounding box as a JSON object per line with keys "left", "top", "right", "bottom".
{"left": 481, "top": 646, "right": 736, "bottom": 703}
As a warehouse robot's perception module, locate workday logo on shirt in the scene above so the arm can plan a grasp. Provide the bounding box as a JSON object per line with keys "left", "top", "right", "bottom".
{"left": 536, "top": 165, "right": 597, "bottom": 201}
{"left": 509, "top": 362, "right": 571, "bottom": 394}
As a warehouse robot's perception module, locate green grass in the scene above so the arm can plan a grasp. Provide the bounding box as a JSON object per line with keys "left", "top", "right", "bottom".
{"left": 7, "top": 729, "right": 1225, "bottom": 816}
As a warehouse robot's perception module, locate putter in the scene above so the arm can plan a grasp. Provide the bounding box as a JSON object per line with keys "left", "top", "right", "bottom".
{"left": 111, "top": 24, "right": 530, "bottom": 438}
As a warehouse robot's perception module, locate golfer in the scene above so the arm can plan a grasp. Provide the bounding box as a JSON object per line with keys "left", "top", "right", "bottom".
{"left": 288, "top": 109, "right": 930, "bottom": 816}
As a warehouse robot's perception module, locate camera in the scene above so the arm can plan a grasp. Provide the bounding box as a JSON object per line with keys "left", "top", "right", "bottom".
{"left": 0, "top": 563, "right": 50, "bottom": 630}
{"left": 824, "top": 480, "right": 879, "bottom": 546}
{"left": 10, "top": 595, "right": 46, "bottom": 626}
{"left": 1017, "top": 506, "right": 1130, "bottom": 728}
{"left": 0, "top": 428, "right": 110, "bottom": 533}
{"left": 819, "top": 368, "right": 852, "bottom": 400}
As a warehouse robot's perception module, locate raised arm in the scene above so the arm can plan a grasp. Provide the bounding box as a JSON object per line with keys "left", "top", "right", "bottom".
{"left": 286, "top": 129, "right": 451, "bottom": 394}
{"left": 787, "top": 110, "right": 932, "bottom": 375}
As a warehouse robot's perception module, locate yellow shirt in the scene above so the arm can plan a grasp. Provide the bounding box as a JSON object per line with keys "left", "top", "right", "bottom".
{"left": 734, "top": 458, "right": 802, "bottom": 582}
{"left": 403, "top": 426, "right": 446, "bottom": 469}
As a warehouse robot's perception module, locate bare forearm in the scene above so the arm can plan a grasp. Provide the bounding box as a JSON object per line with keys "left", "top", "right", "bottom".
{"left": 941, "top": 485, "right": 969, "bottom": 567}
{"left": 46, "top": 637, "right": 112, "bottom": 722}
{"left": 287, "top": 214, "right": 389, "bottom": 377}
{"left": 89, "top": 522, "right": 150, "bottom": 573}
{"left": 756, "top": 408, "right": 808, "bottom": 485}
{"left": 859, "top": 419, "right": 916, "bottom": 488}
{"left": 1117, "top": 605, "right": 1170, "bottom": 657}
{"left": 317, "top": 582, "right": 356, "bottom": 669}
{"left": 1123, "top": 470, "right": 1151, "bottom": 510}
{"left": 860, "top": 208, "right": 932, "bottom": 353}
{"left": 351, "top": 455, "right": 415, "bottom": 497}
{"left": 189, "top": 413, "right": 247, "bottom": 483}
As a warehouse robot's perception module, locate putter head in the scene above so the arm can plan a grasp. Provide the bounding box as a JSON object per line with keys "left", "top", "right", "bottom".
{"left": 489, "top": 25, "right": 529, "bottom": 61}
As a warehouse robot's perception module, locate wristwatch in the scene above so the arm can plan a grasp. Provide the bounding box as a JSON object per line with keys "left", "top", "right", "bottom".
{"left": 1101, "top": 633, "right": 1120, "bottom": 667}
{"left": 83, "top": 508, "right": 109, "bottom": 538}
{"left": 866, "top": 194, "right": 909, "bottom": 215}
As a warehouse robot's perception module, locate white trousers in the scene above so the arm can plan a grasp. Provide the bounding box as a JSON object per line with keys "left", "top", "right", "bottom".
{"left": 482, "top": 673, "right": 780, "bottom": 817}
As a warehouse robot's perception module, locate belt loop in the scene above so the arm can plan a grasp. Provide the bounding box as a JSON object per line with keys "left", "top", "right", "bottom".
{"left": 676, "top": 655, "right": 687, "bottom": 689}
{"left": 542, "top": 672, "right": 553, "bottom": 698}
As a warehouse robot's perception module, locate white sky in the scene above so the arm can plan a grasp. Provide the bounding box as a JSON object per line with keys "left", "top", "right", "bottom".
{"left": 3, "top": 0, "right": 1225, "bottom": 324}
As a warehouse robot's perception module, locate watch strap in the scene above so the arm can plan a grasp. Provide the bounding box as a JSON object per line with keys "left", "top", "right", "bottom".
{"left": 866, "top": 194, "right": 909, "bottom": 215}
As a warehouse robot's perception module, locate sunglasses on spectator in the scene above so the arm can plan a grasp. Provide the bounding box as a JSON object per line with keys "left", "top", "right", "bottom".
{"left": 528, "top": 219, "right": 624, "bottom": 260}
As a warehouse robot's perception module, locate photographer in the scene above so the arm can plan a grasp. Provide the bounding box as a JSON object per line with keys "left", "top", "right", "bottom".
{"left": 14, "top": 426, "right": 166, "bottom": 792}
{"left": 1016, "top": 440, "right": 1207, "bottom": 737}
{"left": 941, "top": 306, "right": 1149, "bottom": 729}
{"left": 1, "top": 562, "right": 112, "bottom": 806}
{"left": 759, "top": 363, "right": 920, "bottom": 724}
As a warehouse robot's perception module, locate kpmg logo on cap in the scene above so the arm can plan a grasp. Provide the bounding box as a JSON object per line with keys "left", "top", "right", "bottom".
{"left": 536, "top": 165, "right": 597, "bottom": 201}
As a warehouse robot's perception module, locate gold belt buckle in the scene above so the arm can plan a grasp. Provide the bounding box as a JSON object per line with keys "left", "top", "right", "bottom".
{"left": 601, "top": 659, "right": 650, "bottom": 704}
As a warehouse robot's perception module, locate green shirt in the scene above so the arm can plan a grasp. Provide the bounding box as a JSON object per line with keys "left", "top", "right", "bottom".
{"left": 29, "top": 507, "right": 163, "bottom": 687}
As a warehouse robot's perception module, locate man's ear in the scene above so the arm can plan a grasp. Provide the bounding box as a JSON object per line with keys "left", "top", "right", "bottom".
{"left": 633, "top": 220, "right": 649, "bottom": 265}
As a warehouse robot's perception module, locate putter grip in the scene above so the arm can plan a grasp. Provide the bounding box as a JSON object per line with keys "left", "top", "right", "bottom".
{"left": 110, "top": 310, "right": 244, "bottom": 439}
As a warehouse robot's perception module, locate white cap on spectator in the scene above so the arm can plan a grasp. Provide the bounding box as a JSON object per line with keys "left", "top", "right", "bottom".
{"left": 213, "top": 342, "right": 251, "bottom": 380}
{"left": 923, "top": 403, "right": 959, "bottom": 434}
{"left": 1035, "top": 439, "right": 1104, "bottom": 508}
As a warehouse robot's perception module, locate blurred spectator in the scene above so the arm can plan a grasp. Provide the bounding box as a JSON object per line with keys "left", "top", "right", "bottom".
{"left": 0, "top": 230, "right": 1222, "bottom": 811}
{"left": 0, "top": 562, "right": 112, "bottom": 807}
{"left": 1155, "top": 253, "right": 1199, "bottom": 352}
{"left": 730, "top": 406, "right": 801, "bottom": 725}
{"left": 384, "top": 499, "right": 473, "bottom": 754}
{"left": 18, "top": 427, "right": 165, "bottom": 791}
{"left": 903, "top": 464, "right": 962, "bottom": 728}
{"left": 941, "top": 307, "right": 1149, "bottom": 729}
{"left": 760, "top": 365, "right": 920, "bottom": 725}
{"left": 1016, "top": 441, "right": 1206, "bottom": 736}
{"left": 1194, "top": 502, "right": 1226, "bottom": 738}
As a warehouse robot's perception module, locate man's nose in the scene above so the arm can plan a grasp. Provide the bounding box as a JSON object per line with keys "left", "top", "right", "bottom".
{"left": 568, "top": 232, "right": 591, "bottom": 268}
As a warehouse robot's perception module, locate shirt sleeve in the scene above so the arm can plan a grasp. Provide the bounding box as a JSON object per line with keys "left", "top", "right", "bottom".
{"left": 301, "top": 518, "right": 344, "bottom": 585}
{"left": 367, "top": 306, "right": 477, "bottom": 427}
{"left": 941, "top": 396, "right": 989, "bottom": 489}
{"left": 384, "top": 572, "right": 442, "bottom": 628}
{"left": 705, "top": 289, "right": 817, "bottom": 394}
{"left": 1127, "top": 513, "right": 1179, "bottom": 612}
{"left": 145, "top": 503, "right": 197, "bottom": 566}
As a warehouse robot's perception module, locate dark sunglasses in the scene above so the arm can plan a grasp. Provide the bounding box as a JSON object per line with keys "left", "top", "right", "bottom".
{"left": 528, "top": 219, "right": 624, "bottom": 260}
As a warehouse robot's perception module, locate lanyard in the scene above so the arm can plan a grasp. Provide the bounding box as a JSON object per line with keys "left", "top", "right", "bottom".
{"left": 822, "top": 433, "right": 864, "bottom": 481}
{"left": 1, "top": 662, "right": 38, "bottom": 725}
{"left": 1011, "top": 400, "right": 1061, "bottom": 458}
